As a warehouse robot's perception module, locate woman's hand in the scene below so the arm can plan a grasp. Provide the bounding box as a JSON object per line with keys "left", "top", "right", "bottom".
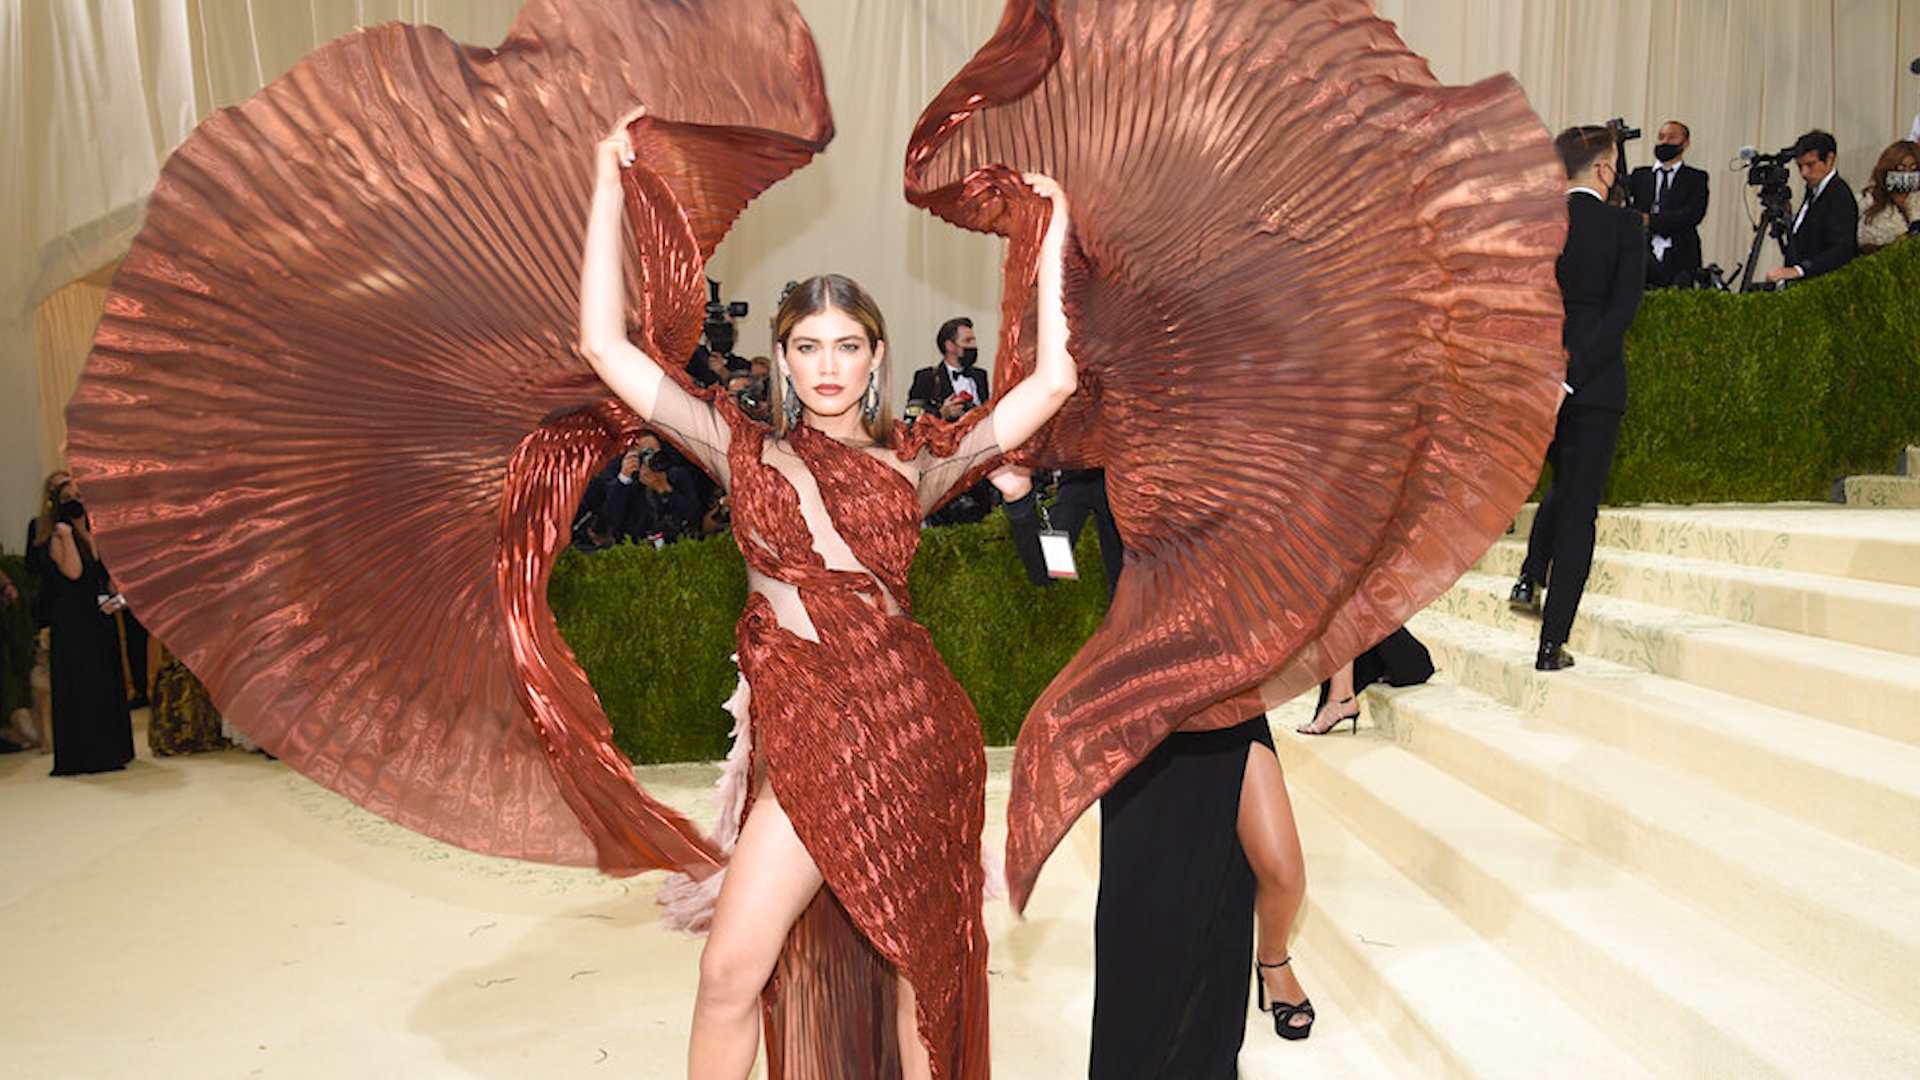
{"left": 1023, "top": 171, "right": 1069, "bottom": 227}
{"left": 982, "top": 173, "right": 1078, "bottom": 454}
{"left": 598, "top": 107, "right": 645, "bottom": 178}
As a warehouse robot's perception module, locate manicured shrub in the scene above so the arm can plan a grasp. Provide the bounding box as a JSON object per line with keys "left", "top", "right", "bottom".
{"left": 548, "top": 515, "right": 1110, "bottom": 760}
{"left": 1614, "top": 240, "right": 1920, "bottom": 502}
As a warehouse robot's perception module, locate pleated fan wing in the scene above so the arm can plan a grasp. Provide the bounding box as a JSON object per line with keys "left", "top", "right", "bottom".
{"left": 904, "top": 0, "right": 1569, "bottom": 908}
{"left": 65, "top": 0, "right": 831, "bottom": 875}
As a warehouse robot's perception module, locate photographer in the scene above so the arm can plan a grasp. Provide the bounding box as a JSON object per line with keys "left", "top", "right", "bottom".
{"left": 1858, "top": 140, "right": 1920, "bottom": 255}
{"left": 685, "top": 320, "right": 747, "bottom": 388}
{"left": 596, "top": 435, "right": 703, "bottom": 545}
{"left": 24, "top": 472, "right": 134, "bottom": 774}
{"left": 907, "top": 316, "right": 989, "bottom": 421}
{"left": 1509, "top": 126, "right": 1645, "bottom": 672}
{"left": 1627, "top": 121, "right": 1709, "bottom": 287}
{"left": 1766, "top": 130, "right": 1858, "bottom": 283}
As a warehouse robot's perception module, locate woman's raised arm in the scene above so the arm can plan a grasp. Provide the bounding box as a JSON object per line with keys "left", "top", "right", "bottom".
{"left": 984, "top": 174, "right": 1079, "bottom": 452}
{"left": 578, "top": 116, "right": 674, "bottom": 422}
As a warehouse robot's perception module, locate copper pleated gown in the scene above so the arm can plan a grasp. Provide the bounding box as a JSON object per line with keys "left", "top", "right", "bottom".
{"left": 902, "top": 0, "right": 1570, "bottom": 910}
{"left": 645, "top": 395, "right": 1003, "bottom": 1078}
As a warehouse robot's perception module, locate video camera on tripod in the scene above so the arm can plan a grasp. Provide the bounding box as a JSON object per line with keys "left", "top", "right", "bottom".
{"left": 1732, "top": 144, "right": 1802, "bottom": 292}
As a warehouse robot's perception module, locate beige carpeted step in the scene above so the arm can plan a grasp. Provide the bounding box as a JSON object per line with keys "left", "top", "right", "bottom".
{"left": 1278, "top": 728, "right": 1920, "bottom": 1080}
{"left": 1843, "top": 474, "right": 1920, "bottom": 508}
{"left": 1284, "top": 777, "right": 1658, "bottom": 1080}
{"left": 1475, "top": 538, "right": 1920, "bottom": 657}
{"left": 1357, "top": 677, "right": 1920, "bottom": 1030}
{"left": 1435, "top": 571, "right": 1920, "bottom": 749}
{"left": 1408, "top": 609, "right": 1920, "bottom": 871}
{"left": 1508, "top": 504, "right": 1920, "bottom": 589}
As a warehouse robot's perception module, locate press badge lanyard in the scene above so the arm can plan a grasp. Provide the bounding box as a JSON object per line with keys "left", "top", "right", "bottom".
{"left": 1036, "top": 496, "right": 1078, "bottom": 580}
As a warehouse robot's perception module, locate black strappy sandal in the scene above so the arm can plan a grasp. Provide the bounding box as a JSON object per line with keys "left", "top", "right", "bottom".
{"left": 1256, "top": 956, "right": 1315, "bottom": 1040}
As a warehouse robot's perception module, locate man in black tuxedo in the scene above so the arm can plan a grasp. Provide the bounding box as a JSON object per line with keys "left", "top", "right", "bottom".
{"left": 1627, "top": 120, "right": 1709, "bottom": 287}
{"left": 906, "top": 316, "right": 990, "bottom": 421}
{"left": 1510, "top": 126, "right": 1646, "bottom": 671}
{"left": 1766, "top": 129, "right": 1858, "bottom": 283}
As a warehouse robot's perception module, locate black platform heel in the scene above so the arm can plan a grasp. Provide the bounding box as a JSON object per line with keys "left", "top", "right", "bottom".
{"left": 1256, "top": 956, "right": 1315, "bottom": 1040}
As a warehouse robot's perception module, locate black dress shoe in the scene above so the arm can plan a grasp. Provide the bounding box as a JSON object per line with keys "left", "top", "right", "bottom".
{"left": 1509, "top": 576, "right": 1542, "bottom": 616}
{"left": 1535, "top": 641, "right": 1575, "bottom": 671}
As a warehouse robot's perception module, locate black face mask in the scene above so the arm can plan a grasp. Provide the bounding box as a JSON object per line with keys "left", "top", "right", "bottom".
{"left": 957, "top": 346, "right": 978, "bottom": 367}
{"left": 1653, "top": 143, "right": 1683, "bottom": 164}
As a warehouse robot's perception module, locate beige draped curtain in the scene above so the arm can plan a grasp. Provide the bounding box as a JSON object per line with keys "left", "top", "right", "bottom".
{"left": 31, "top": 266, "right": 115, "bottom": 474}
{"left": 6, "top": 0, "right": 1920, "bottom": 525}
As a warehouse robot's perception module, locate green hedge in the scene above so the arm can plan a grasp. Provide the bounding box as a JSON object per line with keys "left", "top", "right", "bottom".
{"left": 549, "top": 516, "right": 1110, "bottom": 760}
{"left": 1614, "top": 240, "right": 1920, "bottom": 503}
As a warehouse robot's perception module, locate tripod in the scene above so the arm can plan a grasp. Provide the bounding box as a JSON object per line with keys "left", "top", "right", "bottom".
{"left": 1737, "top": 185, "right": 1795, "bottom": 292}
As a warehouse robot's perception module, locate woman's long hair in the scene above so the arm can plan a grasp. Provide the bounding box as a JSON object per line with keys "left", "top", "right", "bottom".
{"left": 1864, "top": 140, "right": 1919, "bottom": 218}
{"left": 768, "top": 274, "right": 895, "bottom": 445}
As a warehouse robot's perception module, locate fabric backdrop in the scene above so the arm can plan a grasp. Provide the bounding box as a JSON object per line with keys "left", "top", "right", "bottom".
{"left": 6, "top": 0, "right": 1920, "bottom": 527}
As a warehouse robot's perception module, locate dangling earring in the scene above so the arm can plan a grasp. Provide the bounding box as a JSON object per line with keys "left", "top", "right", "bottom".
{"left": 782, "top": 375, "right": 802, "bottom": 427}
{"left": 862, "top": 371, "right": 879, "bottom": 423}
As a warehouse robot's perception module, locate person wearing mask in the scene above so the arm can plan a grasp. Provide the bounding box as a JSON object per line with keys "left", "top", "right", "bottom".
{"left": 1510, "top": 126, "right": 1646, "bottom": 671}
{"left": 906, "top": 317, "right": 990, "bottom": 421}
{"left": 24, "top": 472, "right": 134, "bottom": 774}
{"left": 1766, "top": 129, "right": 1859, "bottom": 283}
{"left": 1627, "top": 120, "right": 1709, "bottom": 287}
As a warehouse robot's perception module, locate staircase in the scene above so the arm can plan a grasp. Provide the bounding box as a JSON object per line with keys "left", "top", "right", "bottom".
{"left": 1273, "top": 503, "right": 1920, "bottom": 1080}
{"left": 1842, "top": 445, "right": 1920, "bottom": 508}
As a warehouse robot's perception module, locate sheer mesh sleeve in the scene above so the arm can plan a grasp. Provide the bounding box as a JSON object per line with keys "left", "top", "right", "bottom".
{"left": 647, "top": 378, "right": 736, "bottom": 489}
{"left": 895, "top": 406, "right": 1002, "bottom": 518}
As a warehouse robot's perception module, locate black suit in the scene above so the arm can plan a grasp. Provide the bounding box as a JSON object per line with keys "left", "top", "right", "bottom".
{"left": 1785, "top": 174, "right": 1859, "bottom": 279}
{"left": 1521, "top": 192, "right": 1645, "bottom": 645}
{"left": 1627, "top": 162, "right": 1708, "bottom": 287}
{"left": 906, "top": 361, "right": 990, "bottom": 412}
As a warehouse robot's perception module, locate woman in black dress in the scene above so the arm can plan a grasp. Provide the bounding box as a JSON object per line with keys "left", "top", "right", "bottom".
{"left": 26, "top": 473, "right": 134, "bottom": 776}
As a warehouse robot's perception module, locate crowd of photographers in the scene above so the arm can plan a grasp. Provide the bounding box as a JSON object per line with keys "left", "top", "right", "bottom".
{"left": 1605, "top": 111, "right": 1917, "bottom": 293}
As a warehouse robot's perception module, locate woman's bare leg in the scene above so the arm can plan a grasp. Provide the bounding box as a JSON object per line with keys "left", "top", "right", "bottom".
{"left": 895, "top": 973, "right": 932, "bottom": 1080}
{"left": 1237, "top": 742, "right": 1310, "bottom": 1025}
{"left": 689, "top": 787, "right": 825, "bottom": 1080}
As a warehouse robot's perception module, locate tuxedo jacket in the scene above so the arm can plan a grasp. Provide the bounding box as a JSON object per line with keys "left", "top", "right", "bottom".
{"left": 1785, "top": 174, "right": 1859, "bottom": 279}
{"left": 907, "top": 362, "right": 990, "bottom": 409}
{"left": 1627, "top": 163, "right": 1709, "bottom": 278}
{"left": 1557, "top": 192, "right": 1647, "bottom": 414}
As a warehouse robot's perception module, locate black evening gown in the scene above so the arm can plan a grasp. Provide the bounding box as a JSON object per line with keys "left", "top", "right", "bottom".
{"left": 1314, "top": 626, "right": 1436, "bottom": 709}
{"left": 1091, "top": 714, "right": 1272, "bottom": 1080}
{"left": 30, "top": 528, "right": 135, "bottom": 776}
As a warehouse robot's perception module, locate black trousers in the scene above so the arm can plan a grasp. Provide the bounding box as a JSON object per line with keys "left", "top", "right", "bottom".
{"left": 1520, "top": 403, "right": 1623, "bottom": 644}
{"left": 1003, "top": 471, "right": 1124, "bottom": 599}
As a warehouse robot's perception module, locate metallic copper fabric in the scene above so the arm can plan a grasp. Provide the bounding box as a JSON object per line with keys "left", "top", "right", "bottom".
{"left": 722, "top": 404, "right": 992, "bottom": 1080}
{"left": 903, "top": 0, "right": 1570, "bottom": 910}
{"left": 65, "top": 0, "right": 831, "bottom": 876}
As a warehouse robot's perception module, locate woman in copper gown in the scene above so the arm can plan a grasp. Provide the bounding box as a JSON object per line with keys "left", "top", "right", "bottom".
{"left": 580, "top": 118, "right": 1077, "bottom": 1080}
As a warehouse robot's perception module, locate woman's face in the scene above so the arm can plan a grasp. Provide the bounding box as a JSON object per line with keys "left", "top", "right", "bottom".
{"left": 48, "top": 474, "right": 75, "bottom": 507}
{"left": 778, "top": 307, "right": 884, "bottom": 422}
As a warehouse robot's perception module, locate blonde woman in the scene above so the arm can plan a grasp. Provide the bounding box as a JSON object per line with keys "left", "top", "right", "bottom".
{"left": 23, "top": 473, "right": 132, "bottom": 776}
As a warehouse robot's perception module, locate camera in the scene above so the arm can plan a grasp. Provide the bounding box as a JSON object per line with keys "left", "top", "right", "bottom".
{"left": 1740, "top": 145, "right": 1797, "bottom": 192}
{"left": 703, "top": 278, "right": 748, "bottom": 351}
{"left": 1605, "top": 118, "right": 1641, "bottom": 143}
